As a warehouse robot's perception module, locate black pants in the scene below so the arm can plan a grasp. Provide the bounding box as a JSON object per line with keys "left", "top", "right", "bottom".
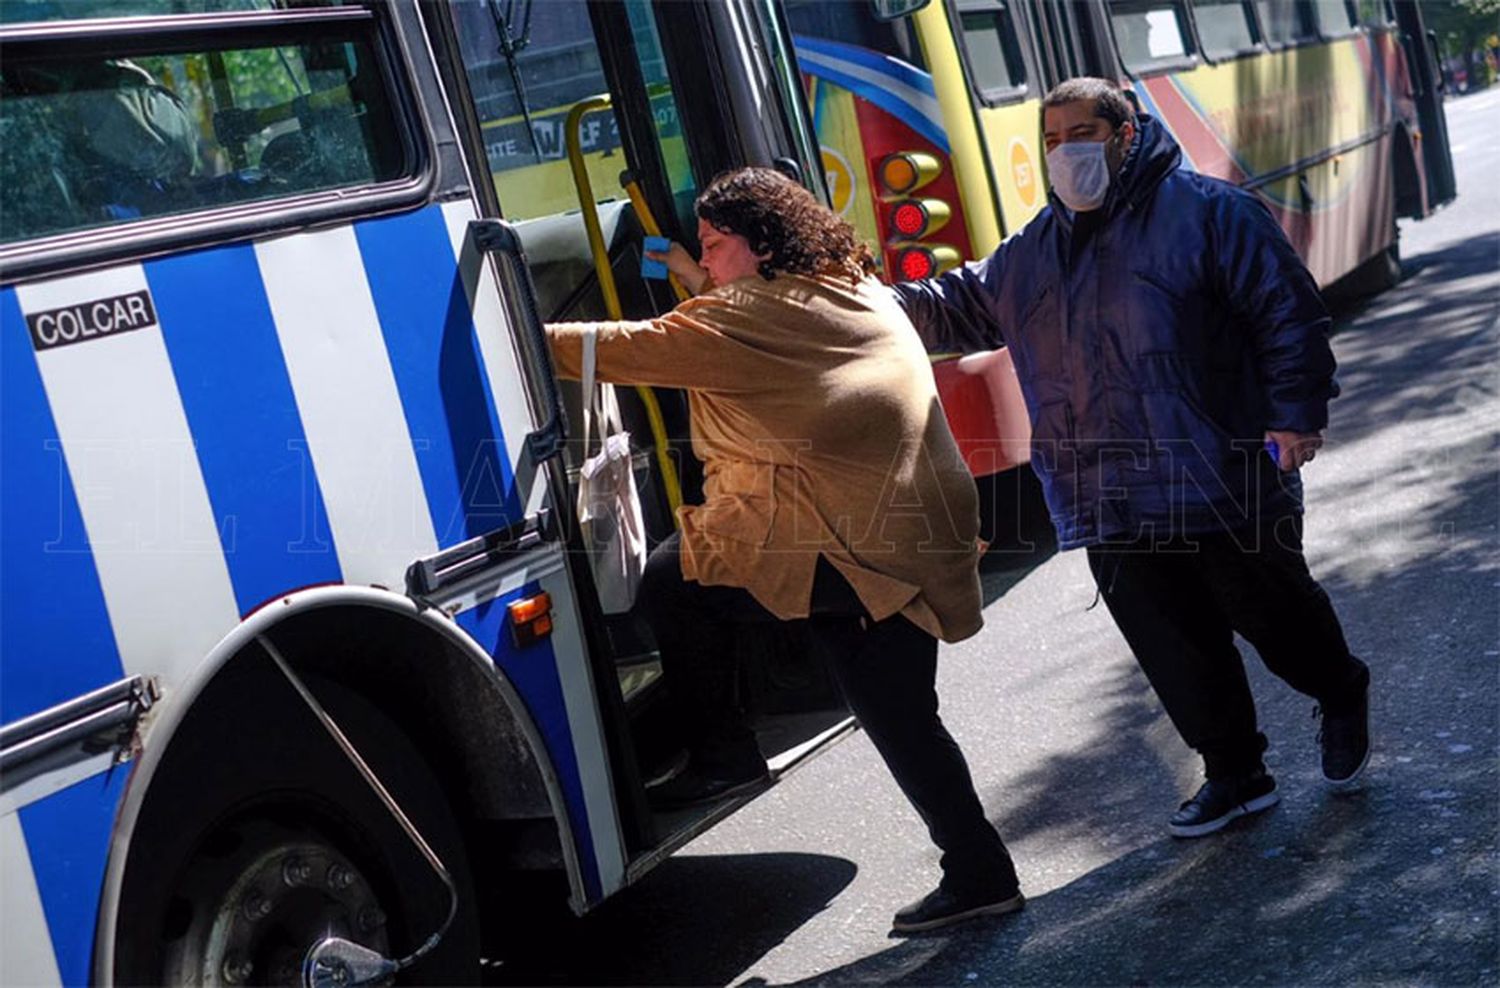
{"left": 1086, "top": 514, "right": 1368, "bottom": 781}
{"left": 639, "top": 533, "right": 1016, "bottom": 893}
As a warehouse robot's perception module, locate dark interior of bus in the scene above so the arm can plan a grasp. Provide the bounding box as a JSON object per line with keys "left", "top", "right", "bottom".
{"left": 447, "top": 0, "right": 853, "bottom": 853}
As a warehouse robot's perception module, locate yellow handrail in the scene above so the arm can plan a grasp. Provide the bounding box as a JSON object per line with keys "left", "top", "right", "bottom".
{"left": 563, "top": 96, "right": 684, "bottom": 520}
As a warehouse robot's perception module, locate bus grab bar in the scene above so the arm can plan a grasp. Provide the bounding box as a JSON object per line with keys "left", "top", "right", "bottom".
{"left": 563, "top": 95, "right": 684, "bottom": 520}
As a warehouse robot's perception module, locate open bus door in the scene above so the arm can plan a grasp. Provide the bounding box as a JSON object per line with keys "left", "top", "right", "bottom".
{"left": 423, "top": 0, "right": 853, "bottom": 882}
{"left": 1392, "top": 0, "right": 1457, "bottom": 211}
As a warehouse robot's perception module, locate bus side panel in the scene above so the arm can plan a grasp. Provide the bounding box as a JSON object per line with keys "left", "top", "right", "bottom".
{"left": 454, "top": 571, "right": 626, "bottom": 907}
{"left": 972, "top": 99, "right": 1048, "bottom": 233}
{"left": 9, "top": 773, "right": 129, "bottom": 987}
{"left": 2, "top": 200, "right": 582, "bottom": 972}
{"left": 1129, "top": 32, "right": 1399, "bottom": 286}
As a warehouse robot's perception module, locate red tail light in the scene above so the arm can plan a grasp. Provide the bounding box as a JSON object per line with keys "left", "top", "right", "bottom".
{"left": 894, "top": 245, "right": 960, "bottom": 280}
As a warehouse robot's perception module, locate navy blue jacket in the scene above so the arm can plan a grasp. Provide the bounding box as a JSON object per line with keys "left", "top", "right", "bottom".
{"left": 895, "top": 115, "right": 1338, "bottom": 549}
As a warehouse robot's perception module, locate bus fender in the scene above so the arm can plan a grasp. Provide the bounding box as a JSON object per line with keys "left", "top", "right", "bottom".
{"left": 93, "top": 584, "right": 584, "bottom": 985}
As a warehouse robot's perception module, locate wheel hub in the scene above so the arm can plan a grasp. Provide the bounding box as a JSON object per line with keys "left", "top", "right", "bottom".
{"left": 165, "top": 823, "right": 391, "bottom": 987}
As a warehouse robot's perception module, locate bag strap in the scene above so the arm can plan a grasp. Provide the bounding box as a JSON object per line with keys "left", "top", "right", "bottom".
{"left": 579, "top": 328, "right": 625, "bottom": 459}
{"left": 580, "top": 327, "right": 598, "bottom": 460}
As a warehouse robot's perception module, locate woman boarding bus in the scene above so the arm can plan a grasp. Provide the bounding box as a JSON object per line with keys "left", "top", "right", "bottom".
{"left": 0, "top": 1, "right": 894, "bottom": 982}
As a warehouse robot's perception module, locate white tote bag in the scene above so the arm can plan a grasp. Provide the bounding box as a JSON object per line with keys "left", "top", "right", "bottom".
{"left": 576, "top": 329, "right": 648, "bottom": 613}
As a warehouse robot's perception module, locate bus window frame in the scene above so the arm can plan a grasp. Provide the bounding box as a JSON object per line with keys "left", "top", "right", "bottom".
{"left": 0, "top": 5, "right": 435, "bottom": 286}
{"left": 1186, "top": 0, "right": 1267, "bottom": 65}
{"left": 1104, "top": 0, "right": 1202, "bottom": 79}
{"left": 950, "top": 0, "right": 1036, "bottom": 107}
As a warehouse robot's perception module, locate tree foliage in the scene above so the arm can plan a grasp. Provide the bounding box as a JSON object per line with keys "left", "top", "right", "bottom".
{"left": 1424, "top": 0, "right": 1500, "bottom": 54}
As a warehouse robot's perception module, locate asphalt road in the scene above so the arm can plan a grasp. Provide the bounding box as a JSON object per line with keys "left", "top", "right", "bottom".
{"left": 488, "top": 87, "right": 1500, "bottom": 986}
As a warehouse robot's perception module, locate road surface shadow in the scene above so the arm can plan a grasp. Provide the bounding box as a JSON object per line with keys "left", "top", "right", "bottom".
{"left": 1323, "top": 232, "right": 1499, "bottom": 450}
{"left": 481, "top": 852, "right": 857, "bottom": 985}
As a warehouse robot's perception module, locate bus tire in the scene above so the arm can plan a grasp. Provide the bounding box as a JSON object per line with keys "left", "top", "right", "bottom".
{"left": 113, "top": 664, "right": 480, "bottom": 986}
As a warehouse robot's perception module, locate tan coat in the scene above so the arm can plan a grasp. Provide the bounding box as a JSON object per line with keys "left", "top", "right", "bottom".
{"left": 547, "top": 273, "right": 984, "bottom": 643}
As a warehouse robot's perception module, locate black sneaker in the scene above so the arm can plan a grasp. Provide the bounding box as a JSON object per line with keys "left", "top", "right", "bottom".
{"left": 1168, "top": 771, "right": 1280, "bottom": 838}
{"left": 1317, "top": 672, "right": 1370, "bottom": 788}
{"left": 646, "top": 762, "right": 769, "bottom": 809}
{"left": 891, "top": 883, "right": 1024, "bottom": 934}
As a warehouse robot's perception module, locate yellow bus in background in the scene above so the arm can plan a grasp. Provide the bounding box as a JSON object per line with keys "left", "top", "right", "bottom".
{"left": 788, "top": 0, "right": 1457, "bottom": 478}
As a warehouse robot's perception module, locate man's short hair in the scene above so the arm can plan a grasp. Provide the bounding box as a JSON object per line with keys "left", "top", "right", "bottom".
{"left": 1042, "top": 77, "right": 1135, "bottom": 129}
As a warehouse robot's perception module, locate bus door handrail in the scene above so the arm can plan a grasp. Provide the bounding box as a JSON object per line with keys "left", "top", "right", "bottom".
{"left": 564, "top": 95, "right": 684, "bottom": 520}
{"left": 620, "top": 170, "right": 690, "bottom": 303}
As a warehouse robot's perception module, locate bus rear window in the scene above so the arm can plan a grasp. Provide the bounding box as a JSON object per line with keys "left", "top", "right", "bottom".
{"left": 0, "top": 17, "right": 408, "bottom": 245}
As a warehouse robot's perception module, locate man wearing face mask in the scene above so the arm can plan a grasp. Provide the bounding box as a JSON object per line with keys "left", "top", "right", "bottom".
{"left": 895, "top": 77, "right": 1371, "bottom": 838}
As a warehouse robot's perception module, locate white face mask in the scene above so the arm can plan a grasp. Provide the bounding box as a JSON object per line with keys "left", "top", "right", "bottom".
{"left": 1045, "top": 140, "right": 1111, "bottom": 212}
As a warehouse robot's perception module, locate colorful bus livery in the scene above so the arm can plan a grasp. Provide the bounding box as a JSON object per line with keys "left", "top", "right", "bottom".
{"left": 1119, "top": 1, "right": 1452, "bottom": 290}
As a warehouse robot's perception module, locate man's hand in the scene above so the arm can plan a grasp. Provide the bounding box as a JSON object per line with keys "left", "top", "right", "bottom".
{"left": 1264, "top": 429, "right": 1324, "bottom": 472}
{"left": 645, "top": 241, "right": 709, "bottom": 295}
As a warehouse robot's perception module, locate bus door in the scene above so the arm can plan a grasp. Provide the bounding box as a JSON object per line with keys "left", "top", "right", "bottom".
{"left": 1392, "top": 0, "right": 1456, "bottom": 210}
{"left": 430, "top": 0, "right": 855, "bottom": 871}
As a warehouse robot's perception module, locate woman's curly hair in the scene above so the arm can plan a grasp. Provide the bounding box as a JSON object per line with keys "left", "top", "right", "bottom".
{"left": 695, "top": 167, "right": 877, "bottom": 283}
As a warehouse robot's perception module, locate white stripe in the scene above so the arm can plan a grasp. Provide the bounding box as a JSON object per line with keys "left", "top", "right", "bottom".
{"left": 256, "top": 226, "right": 439, "bottom": 587}
{"left": 17, "top": 268, "right": 240, "bottom": 688}
{"left": 1, "top": 813, "right": 64, "bottom": 988}
{"left": 540, "top": 570, "right": 625, "bottom": 897}
{"left": 439, "top": 200, "right": 543, "bottom": 514}
{"left": 797, "top": 47, "right": 945, "bottom": 133}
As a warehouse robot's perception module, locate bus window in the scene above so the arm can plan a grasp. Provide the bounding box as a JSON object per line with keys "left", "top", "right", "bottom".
{"left": 1191, "top": 0, "right": 1259, "bottom": 58}
{"left": 1108, "top": 0, "right": 1196, "bottom": 73}
{"left": 1354, "top": 0, "right": 1393, "bottom": 27}
{"left": 0, "top": 0, "right": 274, "bottom": 24}
{"left": 452, "top": 0, "right": 694, "bottom": 228}
{"left": 0, "top": 23, "right": 407, "bottom": 244}
{"left": 783, "top": 0, "right": 926, "bottom": 69}
{"left": 1310, "top": 0, "right": 1356, "bottom": 36}
{"left": 1254, "top": 0, "right": 1317, "bottom": 44}
{"left": 957, "top": 1, "right": 1029, "bottom": 103}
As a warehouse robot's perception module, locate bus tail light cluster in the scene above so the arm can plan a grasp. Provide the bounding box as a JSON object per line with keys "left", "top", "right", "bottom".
{"left": 878, "top": 151, "right": 960, "bottom": 281}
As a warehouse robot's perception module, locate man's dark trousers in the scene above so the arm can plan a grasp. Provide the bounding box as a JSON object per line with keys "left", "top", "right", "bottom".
{"left": 1085, "top": 514, "right": 1369, "bottom": 780}
{"left": 641, "top": 533, "right": 1016, "bottom": 894}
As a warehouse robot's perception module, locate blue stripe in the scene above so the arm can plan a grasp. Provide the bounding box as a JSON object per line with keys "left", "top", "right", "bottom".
{"left": 793, "top": 35, "right": 936, "bottom": 97}
{"left": 147, "top": 244, "right": 342, "bottom": 615}
{"left": 457, "top": 586, "right": 602, "bottom": 902}
{"left": 19, "top": 767, "right": 130, "bottom": 986}
{"left": 354, "top": 207, "right": 520, "bottom": 548}
{"left": 794, "top": 35, "right": 950, "bottom": 151}
{"left": 0, "top": 289, "right": 126, "bottom": 725}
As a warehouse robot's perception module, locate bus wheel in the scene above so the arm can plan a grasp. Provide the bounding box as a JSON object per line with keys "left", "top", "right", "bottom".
{"left": 160, "top": 818, "right": 396, "bottom": 986}
{"left": 114, "top": 667, "right": 480, "bottom": 985}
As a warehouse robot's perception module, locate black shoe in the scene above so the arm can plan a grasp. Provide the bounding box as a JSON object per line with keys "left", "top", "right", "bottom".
{"left": 1168, "top": 771, "right": 1280, "bottom": 838}
{"left": 891, "top": 884, "right": 1025, "bottom": 934}
{"left": 646, "top": 762, "right": 769, "bottom": 809}
{"left": 1316, "top": 670, "right": 1370, "bottom": 788}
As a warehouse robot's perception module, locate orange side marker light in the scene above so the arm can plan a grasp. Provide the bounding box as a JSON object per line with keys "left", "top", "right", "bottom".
{"left": 509, "top": 592, "right": 554, "bottom": 647}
